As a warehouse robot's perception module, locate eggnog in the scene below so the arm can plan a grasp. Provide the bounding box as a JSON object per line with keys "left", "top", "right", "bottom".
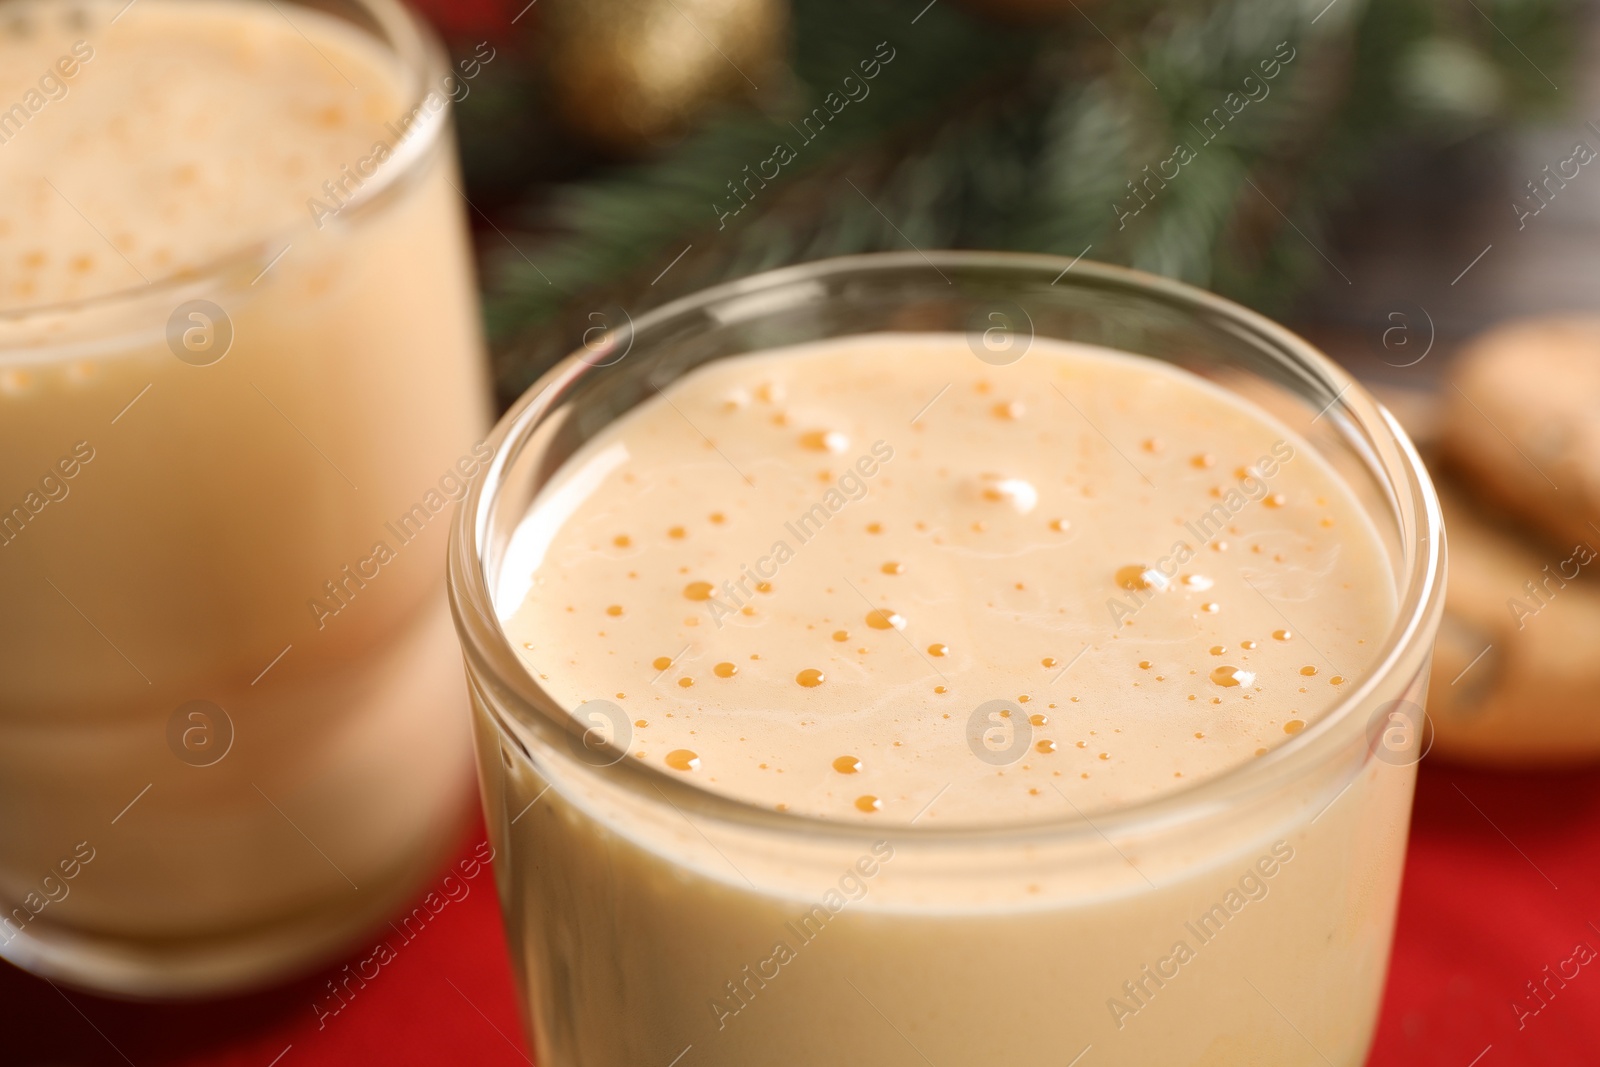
{"left": 0, "top": 0, "right": 485, "bottom": 992}
{"left": 478, "top": 333, "right": 1428, "bottom": 1065}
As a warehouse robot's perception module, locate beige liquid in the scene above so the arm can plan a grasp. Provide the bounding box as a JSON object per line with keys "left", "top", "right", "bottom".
{"left": 504, "top": 337, "right": 1392, "bottom": 819}
{"left": 0, "top": 0, "right": 485, "bottom": 992}
{"left": 486, "top": 335, "right": 1420, "bottom": 1065}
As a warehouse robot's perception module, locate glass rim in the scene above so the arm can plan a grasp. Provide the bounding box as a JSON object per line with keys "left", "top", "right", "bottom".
{"left": 449, "top": 249, "right": 1447, "bottom": 847}
{"left": 0, "top": 0, "right": 451, "bottom": 326}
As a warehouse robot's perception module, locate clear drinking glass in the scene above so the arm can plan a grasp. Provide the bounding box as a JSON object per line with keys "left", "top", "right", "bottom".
{"left": 450, "top": 251, "right": 1445, "bottom": 1066}
{"left": 0, "top": 0, "right": 486, "bottom": 995}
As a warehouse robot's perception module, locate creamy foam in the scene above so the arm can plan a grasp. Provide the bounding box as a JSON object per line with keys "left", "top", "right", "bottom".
{"left": 503, "top": 335, "right": 1396, "bottom": 824}
{"left": 0, "top": 0, "right": 407, "bottom": 311}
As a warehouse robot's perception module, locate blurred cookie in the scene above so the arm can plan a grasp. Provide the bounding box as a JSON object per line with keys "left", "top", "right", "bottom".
{"left": 1427, "top": 478, "right": 1600, "bottom": 765}
{"left": 1439, "top": 316, "right": 1600, "bottom": 548}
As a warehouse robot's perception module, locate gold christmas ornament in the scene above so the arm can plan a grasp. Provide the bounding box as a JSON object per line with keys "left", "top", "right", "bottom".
{"left": 544, "top": 0, "right": 788, "bottom": 153}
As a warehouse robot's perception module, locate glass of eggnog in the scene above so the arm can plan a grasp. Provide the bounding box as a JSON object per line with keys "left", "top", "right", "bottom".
{"left": 0, "top": 0, "right": 486, "bottom": 994}
{"left": 450, "top": 251, "right": 1445, "bottom": 1066}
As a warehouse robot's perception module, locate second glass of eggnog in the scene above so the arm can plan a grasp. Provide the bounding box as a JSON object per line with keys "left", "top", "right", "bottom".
{"left": 0, "top": 0, "right": 486, "bottom": 994}
{"left": 451, "top": 253, "right": 1445, "bottom": 1066}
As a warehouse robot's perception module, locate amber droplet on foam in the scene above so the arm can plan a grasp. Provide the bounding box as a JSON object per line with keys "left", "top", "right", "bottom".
{"left": 881, "top": 561, "right": 905, "bottom": 575}
{"left": 683, "top": 581, "right": 714, "bottom": 601}
{"left": 1263, "top": 493, "right": 1287, "bottom": 509}
{"left": 1210, "top": 665, "right": 1254, "bottom": 688}
{"left": 1029, "top": 713, "right": 1048, "bottom": 727}
{"left": 1300, "top": 665, "right": 1318, "bottom": 677}
{"left": 666, "top": 749, "right": 700, "bottom": 771}
{"left": 993, "top": 400, "right": 1024, "bottom": 420}
{"left": 833, "top": 755, "right": 862, "bottom": 774}
{"left": 865, "top": 609, "right": 905, "bottom": 631}
{"left": 980, "top": 475, "right": 1038, "bottom": 513}
{"left": 714, "top": 662, "right": 738, "bottom": 678}
{"left": 613, "top": 534, "right": 632, "bottom": 548}
{"left": 1273, "top": 629, "right": 1292, "bottom": 641}
{"left": 677, "top": 676, "right": 694, "bottom": 688}
{"left": 800, "top": 429, "right": 849, "bottom": 453}
{"left": 855, "top": 795, "right": 882, "bottom": 813}
{"left": 796, "top": 668, "right": 825, "bottom": 688}
{"left": 652, "top": 656, "right": 673, "bottom": 671}
{"left": 1049, "top": 518, "right": 1071, "bottom": 533}
{"left": 1283, "top": 719, "right": 1306, "bottom": 735}
{"left": 928, "top": 643, "right": 949, "bottom": 657}
{"left": 1115, "top": 565, "right": 1167, "bottom": 591}
{"left": 668, "top": 526, "right": 687, "bottom": 540}
{"left": 606, "top": 605, "right": 624, "bottom": 617}
{"left": 833, "top": 630, "right": 850, "bottom": 642}
{"left": 1035, "top": 739, "right": 1057, "bottom": 754}
{"left": 1041, "top": 657, "right": 1059, "bottom": 668}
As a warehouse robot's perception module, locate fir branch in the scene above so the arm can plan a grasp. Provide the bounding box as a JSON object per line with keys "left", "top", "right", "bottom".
{"left": 481, "top": 0, "right": 1572, "bottom": 401}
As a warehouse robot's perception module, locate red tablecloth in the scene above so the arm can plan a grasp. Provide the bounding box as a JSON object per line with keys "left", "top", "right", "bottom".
{"left": 9, "top": 760, "right": 1599, "bottom": 1065}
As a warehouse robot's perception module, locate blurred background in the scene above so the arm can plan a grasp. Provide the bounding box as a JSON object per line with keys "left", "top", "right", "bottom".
{"left": 431, "top": 0, "right": 1575, "bottom": 399}
{"left": 11, "top": 0, "right": 1600, "bottom": 1062}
